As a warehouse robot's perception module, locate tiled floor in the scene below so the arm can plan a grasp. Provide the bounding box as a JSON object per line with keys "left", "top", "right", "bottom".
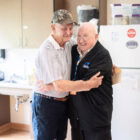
{"left": 0, "top": 129, "right": 33, "bottom": 140}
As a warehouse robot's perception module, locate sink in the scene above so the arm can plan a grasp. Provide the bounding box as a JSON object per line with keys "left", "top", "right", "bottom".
{"left": 0, "top": 81, "right": 34, "bottom": 111}
{"left": 0, "top": 81, "right": 33, "bottom": 96}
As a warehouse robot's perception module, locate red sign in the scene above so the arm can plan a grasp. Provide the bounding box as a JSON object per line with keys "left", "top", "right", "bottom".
{"left": 127, "top": 29, "right": 136, "bottom": 38}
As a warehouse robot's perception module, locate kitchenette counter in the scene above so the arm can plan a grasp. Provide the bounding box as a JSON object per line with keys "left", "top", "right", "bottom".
{"left": 0, "top": 82, "right": 33, "bottom": 96}
{"left": 0, "top": 82, "right": 34, "bottom": 112}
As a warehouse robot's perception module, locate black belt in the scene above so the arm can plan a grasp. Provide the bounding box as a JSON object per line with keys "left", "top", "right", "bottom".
{"left": 34, "top": 92, "right": 68, "bottom": 102}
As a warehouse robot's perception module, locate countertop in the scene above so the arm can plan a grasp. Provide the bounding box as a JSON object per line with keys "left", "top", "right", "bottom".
{"left": 0, "top": 82, "right": 33, "bottom": 96}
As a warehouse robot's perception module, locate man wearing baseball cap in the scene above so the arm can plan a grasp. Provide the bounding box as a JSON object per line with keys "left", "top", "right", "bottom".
{"left": 32, "top": 9, "right": 76, "bottom": 140}
{"left": 32, "top": 9, "right": 103, "bottom": 140}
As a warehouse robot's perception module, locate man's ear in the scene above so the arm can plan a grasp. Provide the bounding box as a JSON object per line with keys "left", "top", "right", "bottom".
{"left": 95, "top": 34, "right": 99, "bottom": 40}
{"left": 51, "top": 24, "right": 55, "bottom": 31}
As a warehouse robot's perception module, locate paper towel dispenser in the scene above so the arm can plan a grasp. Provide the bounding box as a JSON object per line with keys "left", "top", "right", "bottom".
{"left": 0, "top": 49, "right": 6, "bottom": 59}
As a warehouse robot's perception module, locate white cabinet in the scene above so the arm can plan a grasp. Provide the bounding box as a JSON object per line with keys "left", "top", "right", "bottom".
{"left": 22, "top": 0, "right": 53, "bottom": 48}
{"left": 0, "top": 0, "right": 22, "bottom": 48}
{"left": 0, "top": 0, "right": 53, "bottom": 48}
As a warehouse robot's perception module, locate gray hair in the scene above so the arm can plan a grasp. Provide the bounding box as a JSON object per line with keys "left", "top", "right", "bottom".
{"left": 79, "top": 22, "right": 98, "bottom": 34}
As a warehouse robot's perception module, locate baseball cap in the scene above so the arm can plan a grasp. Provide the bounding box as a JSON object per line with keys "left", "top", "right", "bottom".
{"left": 51, "top": 9, "right": 75, "bottom": 24}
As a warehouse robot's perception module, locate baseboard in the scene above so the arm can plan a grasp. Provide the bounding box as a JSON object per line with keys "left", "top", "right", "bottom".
{"left": 0, "top": 123, "right": 30, "bottom": 134}
{"left": 11, "top": 123, "right": 30, "bottom": 132}
{"left": 0, "top": 123, "right": 11, "bottom": 134}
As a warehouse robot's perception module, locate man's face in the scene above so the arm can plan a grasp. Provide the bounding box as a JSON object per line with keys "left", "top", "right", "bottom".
{"left": 77, "top": 27, "right": 98, "bottom": 53}
{"left": 53, "top": 23, "right": 73, "bottom": 44}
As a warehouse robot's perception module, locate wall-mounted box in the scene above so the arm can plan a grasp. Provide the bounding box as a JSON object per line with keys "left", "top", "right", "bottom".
{"left": 0, "top": 49, "right": 6, "bottom": 59}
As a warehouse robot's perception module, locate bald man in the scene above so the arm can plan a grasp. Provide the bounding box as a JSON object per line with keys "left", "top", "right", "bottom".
{"left": 69, "top": 22, "right": 113, "bottom": 140}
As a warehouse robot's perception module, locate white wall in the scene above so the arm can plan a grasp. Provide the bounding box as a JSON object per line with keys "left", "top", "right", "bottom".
{"left": 10, "top": 96, "right": 31, "bottom": 125}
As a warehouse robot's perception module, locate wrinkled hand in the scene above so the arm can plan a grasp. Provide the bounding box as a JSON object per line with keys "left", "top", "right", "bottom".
{"left": 37, "top": 80, "right": 53, "bottom": 92}
{"left": 89, "top": 72, "right": 103, "bottom": 88}
{"left": 70, "top": 72, "right": 103, "bottom": 94}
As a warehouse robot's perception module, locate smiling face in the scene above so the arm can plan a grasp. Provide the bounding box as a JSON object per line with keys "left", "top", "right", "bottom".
{"left": 77, "top": 23, "right": 98, "bottom": 53}
{"left": 51, "top": 23, "right": 73, "bottom": 46}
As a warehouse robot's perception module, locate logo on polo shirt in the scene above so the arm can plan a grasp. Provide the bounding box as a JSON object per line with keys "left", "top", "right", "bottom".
{"left": 83, "top": 62, "right": 91, "bottom": 69}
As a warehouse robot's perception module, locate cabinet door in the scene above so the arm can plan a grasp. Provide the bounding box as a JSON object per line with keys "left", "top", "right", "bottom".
{"left": 0, "top": 0, "right": 22, "bottom": 48}
{"left": 22, "top": 0, "right": 53, "bottom": 48}
{"left": 0, "top": 95, "right": 10, "bottom": 125}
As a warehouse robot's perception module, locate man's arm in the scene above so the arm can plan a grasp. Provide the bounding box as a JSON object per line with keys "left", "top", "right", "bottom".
{"left": 38, "top": 72, "right": 103, "bottom": 93}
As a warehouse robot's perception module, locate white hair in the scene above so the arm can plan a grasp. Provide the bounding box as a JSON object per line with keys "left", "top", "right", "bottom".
{"left": 79, "top": 22, "right": 98, "bottom": 34}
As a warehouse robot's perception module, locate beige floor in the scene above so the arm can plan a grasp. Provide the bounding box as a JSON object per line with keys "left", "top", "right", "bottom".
{"left": 0, "top": 126, "right": 71, "bottom": 140}
{"left": 0, "top": 129, "right": 33, "bottom": 140}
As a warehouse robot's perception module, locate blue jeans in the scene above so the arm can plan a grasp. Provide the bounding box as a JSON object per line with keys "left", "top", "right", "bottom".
{"left": 32, "top": 92, "right": 68, "bottom": 140}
